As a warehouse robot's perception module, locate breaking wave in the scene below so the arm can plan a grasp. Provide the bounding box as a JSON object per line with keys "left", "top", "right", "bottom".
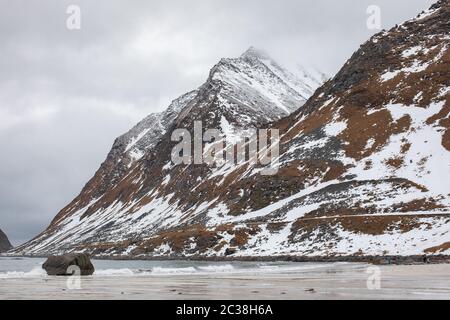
{"left": 0, "top": 267, "right": 46, "bottom": 279}
{"left": 92, "top": 263, "right": 347, "bottom": 276}
{"left": 148, "top": 266, "right": 197, "bottom": 275}
{"left": 197, "top": 264, "right": 235, "bottom": 272}
{"left": 93, "top": 268, "right": 135, "bottom": 276}
{"left": 0, "top": 258, "right": 357, "bottom": 278}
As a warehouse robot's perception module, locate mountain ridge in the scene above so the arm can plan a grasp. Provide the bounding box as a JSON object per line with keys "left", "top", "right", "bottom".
{"left": 13, "top": 48, "right": 326, "bottom": 255}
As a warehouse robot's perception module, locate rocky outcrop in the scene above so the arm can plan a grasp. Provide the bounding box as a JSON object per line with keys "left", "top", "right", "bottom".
{"left": 42, "top": 254, "right": 95, "bottom": 276}
{"left": 0, "top": 228, "right": 12, "bottom": 252}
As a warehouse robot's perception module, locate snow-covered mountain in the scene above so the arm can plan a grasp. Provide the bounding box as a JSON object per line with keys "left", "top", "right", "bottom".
{"left": 13, "top": 0, "right": 450, "bottom": 258}
{"left": 13, "top": 47, "right": 326, "bottom": 256}
{"left": 0, "top": 229, "right": 12, "bottom": 252}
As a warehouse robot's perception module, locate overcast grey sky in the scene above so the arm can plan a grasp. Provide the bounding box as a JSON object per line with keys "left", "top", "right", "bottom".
{"left": 0, "top": 0, "right": 435, "bottom": 245}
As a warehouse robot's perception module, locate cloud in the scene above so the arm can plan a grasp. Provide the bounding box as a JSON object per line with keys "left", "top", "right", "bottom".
{"left": 0, "top": 0, "right": 435, "bottom": 245}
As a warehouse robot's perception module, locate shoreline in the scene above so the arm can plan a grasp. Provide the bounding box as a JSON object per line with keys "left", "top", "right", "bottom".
{"left": 1, "top": 263, "right": 449, "bottom": 299}
{"left": 2, "top": 253, "right": 450, "bottom": 265}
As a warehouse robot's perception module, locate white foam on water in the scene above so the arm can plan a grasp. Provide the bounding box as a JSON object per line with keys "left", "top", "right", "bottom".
{"left": 197, "top": 264, "right": 235, "bottom": 272}
{"left": 94, "top": 263, "right": 325, "bottom": 276}
{"left": 94, "top": 268, "right": 135, "bottom": 276}
{"left": 148, "top": 266, "right": 197, "bottom": 275}
{"left": 0, "top": 259, "right": 365, "bottom": 278}
{"left": 0, "top": 267, "right": 46, "bottom": 279}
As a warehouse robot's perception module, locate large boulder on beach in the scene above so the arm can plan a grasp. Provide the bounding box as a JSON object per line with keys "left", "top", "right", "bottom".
{"left": 42, "top": 254, "right": 95, "bottom": 276}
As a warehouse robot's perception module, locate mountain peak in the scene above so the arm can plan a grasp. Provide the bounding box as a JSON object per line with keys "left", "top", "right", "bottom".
{"left": 240, "top": 46, "right": 271, "bottom": 60}
{"left": 208, "top": 47, "right": 326, "bottom": 105}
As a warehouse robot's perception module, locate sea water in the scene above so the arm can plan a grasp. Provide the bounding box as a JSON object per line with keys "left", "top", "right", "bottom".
{"left": 0, "top": 256, "right": 355, "bottom": 278}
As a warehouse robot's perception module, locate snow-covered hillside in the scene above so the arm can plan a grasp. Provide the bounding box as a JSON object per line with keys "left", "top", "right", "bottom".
{"left": 12, "top": 47, "right": 326, "bottom": 256}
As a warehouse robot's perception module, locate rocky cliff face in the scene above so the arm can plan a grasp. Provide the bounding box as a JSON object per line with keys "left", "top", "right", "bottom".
{"left": 14, "top": 0, "right": 450, "bottom": 258}
{"left": 0, "top": 229, "right": 12, "bottom": 252}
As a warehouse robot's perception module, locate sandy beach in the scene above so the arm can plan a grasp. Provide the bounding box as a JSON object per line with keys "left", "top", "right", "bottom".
{"left": 1, "top": 261, "right": 449, "bottom": 300}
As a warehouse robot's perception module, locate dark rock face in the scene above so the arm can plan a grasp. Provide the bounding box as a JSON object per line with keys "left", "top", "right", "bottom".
{"left": 42, "top": 254, "right": 95, "bottom": 276}
{"left": 0, "top": 229, "right": 13, "bottom": 252}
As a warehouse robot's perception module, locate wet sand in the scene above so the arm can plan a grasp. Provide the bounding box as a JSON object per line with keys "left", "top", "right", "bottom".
{"left": 1, "top": 263, "right": 449, "bottom": 300}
